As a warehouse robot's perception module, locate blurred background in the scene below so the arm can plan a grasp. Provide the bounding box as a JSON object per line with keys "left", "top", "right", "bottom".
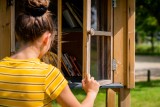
{"left": 127, "top": 1, "right": 160, "bottom": 107}
{"left": 135, "top": 0, "right": 160, "bottom": 82}
{"left": 53, "top": 0, "right": 160, "bottom": 107}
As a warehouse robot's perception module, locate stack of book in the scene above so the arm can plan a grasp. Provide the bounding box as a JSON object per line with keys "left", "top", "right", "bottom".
{"left": 41, "top": 52, "right": 82, "bottom": 77}
{"left": 62, "top": 53, "right": 82, "bottom": 77}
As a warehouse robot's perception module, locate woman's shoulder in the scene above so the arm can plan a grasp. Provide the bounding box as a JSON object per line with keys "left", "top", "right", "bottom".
{"left": 39, "top": 61, "right": 60, "bottom": 75}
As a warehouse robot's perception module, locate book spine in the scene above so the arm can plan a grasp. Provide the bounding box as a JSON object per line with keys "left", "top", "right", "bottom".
{"left": 63, "top": 9, "right": 78, "bottom": 28}
{"left": 62, "top": 54, "right": 75, "bottom": 76}
{"left": 69, "top": 56, "right": 82, "bottom": 76}
{"left": 66, "top": 2, "right": 83, "bottom": 28}
{"left": 61, "top": 59, "right": 72, "bottom": 76}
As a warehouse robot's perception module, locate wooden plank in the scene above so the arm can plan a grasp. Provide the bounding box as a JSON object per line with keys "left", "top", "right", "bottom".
{"left": 91, "top": 31, "right": 112, "bottom": 36}
{"left": 108, "top": 0, "right": 113, "bottom": 82}
{"left": 0, "top": 0, "right": 11, "bottom": 59}
{"left": 113, "top": 0, "right": 127, "bottom": 85}
{"left": 57, "top": 0, "right": 62, "bottom": 69}
{"left": 106, "top": 37, "right": 112, "bottom": 80}
{"left": 69, "top": 83, "right": 123, "bottom": 89}
{"left": 107, "top": 89, "right": 116, "bottom": 107}
{"left": 127, "top": 0, "right": 135, "bottom": 88}
{"left": 118, "top": 88, "right": 130, "bottom": 107}
{"left": 11, "top": 0, "right": 15, "bottom": 53}
{"left": 107, "top": 0, "right": 112, "bottom": 32}
{"left": 83, "top": 0, "right": 91, "bottom": 78}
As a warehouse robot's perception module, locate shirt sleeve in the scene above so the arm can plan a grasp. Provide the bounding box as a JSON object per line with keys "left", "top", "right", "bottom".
{"left": 45, "top": 65, "right": 68, "bottom": 100}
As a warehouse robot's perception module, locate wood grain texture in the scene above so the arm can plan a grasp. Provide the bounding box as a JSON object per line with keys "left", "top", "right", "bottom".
{"left": 113, "top": 0, "right": 127, "bottom": 85}
{"left": 0, "top": 0, "right": 11, "bottom": 59}
{"left": 127, "top": 0, "right": 135, "bottom": 88}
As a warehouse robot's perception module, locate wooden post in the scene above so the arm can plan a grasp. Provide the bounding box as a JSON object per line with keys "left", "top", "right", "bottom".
{"left": 127, "top": 0, "right": 135, "bottom": 88}
{"left": 147, "top": 70, "right": 151, "bottom": 82}
{"left": 106, "top": 89, "right": 116, "bottom": 107}
{"left": 118, "top": 88, "right": 130, "bottom": 107}
{"left": 57, "top": 0, "right": 62, "bottom": 69}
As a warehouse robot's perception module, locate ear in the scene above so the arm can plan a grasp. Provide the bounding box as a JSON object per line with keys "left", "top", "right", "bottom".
{"left": 42, "top": 32, "right": 51, "bottom": 45}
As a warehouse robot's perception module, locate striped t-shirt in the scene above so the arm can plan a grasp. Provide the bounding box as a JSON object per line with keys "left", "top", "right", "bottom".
{"left": 0, "top": 57, "right": 68, "bottom": 107}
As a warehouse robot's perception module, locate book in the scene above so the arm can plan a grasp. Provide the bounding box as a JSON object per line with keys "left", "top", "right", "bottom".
{"left": 61, "top": 58, "right": 72, "bottom": 76}
{"left": 62, "top": 54, "right": 75, "bottom": 76}
{"left": 65, "top": 2, "right": 83, "bottom": 28}
{"left": 63, "top": 9, "right": 79, "bottom": 28}
{"left": 69, "top": 56, "right": 82, "bottom": 76}
{"left": 70, "top": 2, "right": 83, "bottom": 22}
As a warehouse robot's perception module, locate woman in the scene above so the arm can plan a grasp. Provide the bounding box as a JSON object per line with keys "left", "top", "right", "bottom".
{"left": 0, "top": 0, "right": 100, "bottom": 107}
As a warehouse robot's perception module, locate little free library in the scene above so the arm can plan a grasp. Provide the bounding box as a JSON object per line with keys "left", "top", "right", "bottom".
{"left": 0, "top": 0, "right": 135, "bottom": 107}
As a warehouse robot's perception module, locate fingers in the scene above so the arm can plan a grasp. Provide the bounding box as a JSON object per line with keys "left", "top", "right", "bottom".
{"left": 82, "top": 74, "right": 100, "bottom": 94}
{"left": 91, "top": 77, "right": 94, "bottom": 81}
{"left": 81, "top": 79, "right": 85, "bottom": 88}
{"left": 85, "top": 74, "right": 96, "bottom": 82}
{"left": 86, "top": 73, "right": 91, "bottom": 82}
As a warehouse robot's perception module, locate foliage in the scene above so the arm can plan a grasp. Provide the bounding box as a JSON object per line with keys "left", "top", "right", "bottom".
{"left": 136, "top": 0, "right": 160, "bottom": 52}
{"left": 136, "top": 0, "right": 160, "bottom": 35}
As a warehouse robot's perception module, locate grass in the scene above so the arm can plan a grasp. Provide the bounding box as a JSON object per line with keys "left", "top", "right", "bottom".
{"left": 52, "top": 88, "right": 106, "bottom": 107}
{"left": 131, "top": 80, "right": 160, "bottom": 107}
{"left": 52, "top": 80, "right": 160, "bottom": 107}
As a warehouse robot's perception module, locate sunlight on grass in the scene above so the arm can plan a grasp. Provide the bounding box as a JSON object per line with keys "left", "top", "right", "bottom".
{"left": 52, "top": 89, "right": 106, "bottom": 107}
{"left": 52, "top": 80, "right": 160, "bottom": 107}
{"left": 131, "top": 80, "right": 160, "bottom": 107}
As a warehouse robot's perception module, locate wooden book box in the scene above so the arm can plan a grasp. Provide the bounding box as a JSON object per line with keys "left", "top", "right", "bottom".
{"left": 0, "top": 0, "right": 135, "bottom": 106}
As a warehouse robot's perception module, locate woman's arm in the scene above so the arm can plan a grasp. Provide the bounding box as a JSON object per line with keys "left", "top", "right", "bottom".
{"left": 56, "top": 74, "right": 100, "bottom": 107}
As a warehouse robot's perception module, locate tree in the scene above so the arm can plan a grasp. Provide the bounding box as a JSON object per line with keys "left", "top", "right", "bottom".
{"left": 136, "top": 0, "right": 160, "bottom": 52}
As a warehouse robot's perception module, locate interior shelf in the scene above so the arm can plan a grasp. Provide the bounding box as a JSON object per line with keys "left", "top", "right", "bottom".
{"left": 69, "top": 82, "right": 123, "bottom": 89}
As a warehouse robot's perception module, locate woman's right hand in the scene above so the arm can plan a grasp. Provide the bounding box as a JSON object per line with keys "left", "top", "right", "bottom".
{"left": 82, "top": 74, "right": 100, "bottom": 95}
{"left": 56, "top": 74, "right": 100, "bottom": 107}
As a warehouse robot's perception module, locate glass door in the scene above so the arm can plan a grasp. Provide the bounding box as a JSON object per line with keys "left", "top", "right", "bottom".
{"left": 89, "top": 0, "right": 113, "bottom": 85}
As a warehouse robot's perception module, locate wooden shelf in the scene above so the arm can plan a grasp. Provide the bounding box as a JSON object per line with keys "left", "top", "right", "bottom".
{"left": 93, "top": 31, "right": 112, "bottom": 36}
{"left": 62, "top": 28, "right": 82, "bottom": 32}
{"left": 89, "top": 30, "right": 112, "bottom": 36}
{"left": 69, "top": 82, "right": 123, "bottom": 89}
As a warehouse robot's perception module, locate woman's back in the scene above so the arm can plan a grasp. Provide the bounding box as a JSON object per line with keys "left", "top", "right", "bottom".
{"left": 0, "top": 57, "right": 67, "bottom": 107}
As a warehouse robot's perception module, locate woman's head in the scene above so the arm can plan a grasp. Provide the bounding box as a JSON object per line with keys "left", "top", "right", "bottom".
{"left": 15, "top": 0, "right": 55, "bottom": 43}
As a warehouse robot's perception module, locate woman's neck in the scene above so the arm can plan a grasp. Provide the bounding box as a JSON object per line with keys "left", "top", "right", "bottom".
{"left": 11, "top": 43, "right": 40, "bottom": 59}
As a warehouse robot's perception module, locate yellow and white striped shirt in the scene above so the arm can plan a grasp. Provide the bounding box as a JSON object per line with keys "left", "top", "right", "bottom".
{"left": 0, "top": 57, "right": 68, "bottom": 107}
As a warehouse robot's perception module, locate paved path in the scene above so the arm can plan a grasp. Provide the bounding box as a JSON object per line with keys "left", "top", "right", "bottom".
{"left": 135, "top": 55, "right": 160, "bottom": 81}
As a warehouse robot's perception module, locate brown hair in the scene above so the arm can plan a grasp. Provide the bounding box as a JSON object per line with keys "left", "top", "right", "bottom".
{"left": 15, "top": 0, "right": 55, "bottom": 43}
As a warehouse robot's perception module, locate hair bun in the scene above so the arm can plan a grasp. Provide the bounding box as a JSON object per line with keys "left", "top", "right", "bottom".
{"left": 25, "top": 0, "right": 49, "bottom": 17}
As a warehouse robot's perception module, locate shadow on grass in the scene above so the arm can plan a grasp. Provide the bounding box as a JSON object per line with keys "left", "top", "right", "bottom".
{"left": 135, "top": 80, "right": 160, "bottom": 88}
{"left": 131, "top": 80, "right": 160, "bottom": 92}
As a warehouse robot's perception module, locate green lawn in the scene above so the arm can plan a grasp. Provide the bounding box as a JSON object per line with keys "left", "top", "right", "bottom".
{"left": 131, "top": 80, "right": 160, "bottom": 107}
{"left": 52, "top": 80, "right": 160, "bottom": 107}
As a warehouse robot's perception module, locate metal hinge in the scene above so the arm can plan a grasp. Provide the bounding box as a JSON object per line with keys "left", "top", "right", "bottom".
{"left": 112, "top": 59, "right": 117, "bottom": 71}
{"left": 112, "top": 0, "right": 117, "bottom": 8}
